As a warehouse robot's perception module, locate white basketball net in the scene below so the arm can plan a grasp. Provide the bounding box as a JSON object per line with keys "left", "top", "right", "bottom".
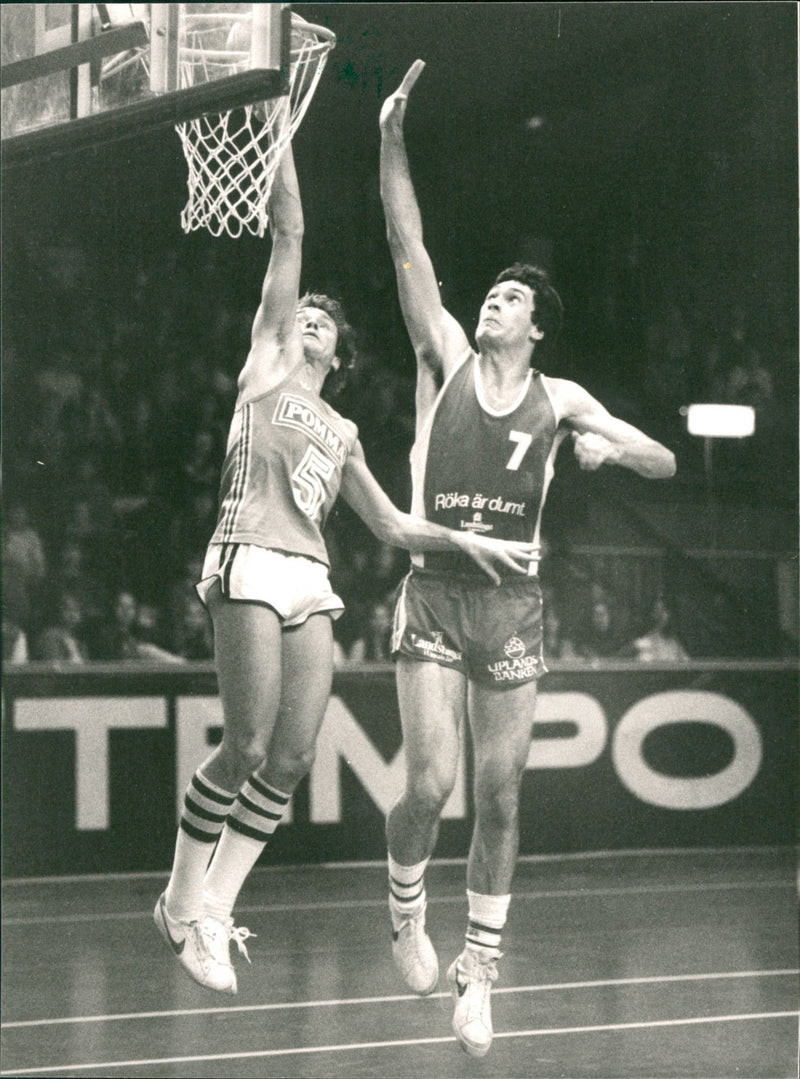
{"left": 176, "top": 14, "right": 334, "bottom": 238}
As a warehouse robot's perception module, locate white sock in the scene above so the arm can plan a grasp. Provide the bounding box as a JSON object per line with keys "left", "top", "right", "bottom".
{"left": 388, "top": 854, "right": 430, "bottom": 929}
{"left": 164, "top": 770, "right": 236, "bottom": 922}
{"left": 203, "top": 775, "right": 290, "bottom": 921}
{"left": 465, "top": 890, "right": 510, "bottom": 957}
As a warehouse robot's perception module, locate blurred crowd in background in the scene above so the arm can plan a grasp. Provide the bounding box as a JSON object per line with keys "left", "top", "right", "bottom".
{"left": 3, "top": 228, "right": 797, "bottom": 668}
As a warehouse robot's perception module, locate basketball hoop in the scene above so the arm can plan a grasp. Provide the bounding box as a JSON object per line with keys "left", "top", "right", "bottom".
{"left": 176, "top": 12, "right": 335, "bottom": 238}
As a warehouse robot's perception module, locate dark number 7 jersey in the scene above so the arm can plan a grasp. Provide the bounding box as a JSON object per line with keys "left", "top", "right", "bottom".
{"left": 410, "top": 351, "right": 559, "bottom": 576}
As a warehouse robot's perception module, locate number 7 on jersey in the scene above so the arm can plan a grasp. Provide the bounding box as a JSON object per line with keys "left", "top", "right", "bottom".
{"left": 506, "top": 430, "right": 532, "bottom": 471}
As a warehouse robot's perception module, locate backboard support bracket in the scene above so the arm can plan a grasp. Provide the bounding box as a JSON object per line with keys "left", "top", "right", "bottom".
{"left": 1, "top": 21, "right": 148, "bottom": 90}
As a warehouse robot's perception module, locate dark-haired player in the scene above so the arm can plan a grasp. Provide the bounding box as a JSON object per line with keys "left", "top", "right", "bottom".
{"left": 380, "top": 61, "right": 676, "bottom": 1057}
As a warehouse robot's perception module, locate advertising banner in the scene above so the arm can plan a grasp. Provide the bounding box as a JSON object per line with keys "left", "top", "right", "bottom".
{"left": 3, "top": 662, "right": 797, "bottom": 876}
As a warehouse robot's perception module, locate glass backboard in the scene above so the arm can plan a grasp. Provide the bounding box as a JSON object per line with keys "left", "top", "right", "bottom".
{"left": 1, "top": 4, "right": 290, "bottom": 165}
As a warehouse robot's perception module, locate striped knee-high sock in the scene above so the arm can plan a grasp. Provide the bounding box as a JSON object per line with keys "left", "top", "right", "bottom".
{"left": 203, "top": 775, "right": 291, "bottom": 921}
{"left": 465, "top": 890, "right": 510, "bottom": 958}
{"left": 164, "top": 770, "right": 236, "bottom": 922}
{"left": 388, "top": 854, "right": 430, "bottom": 930}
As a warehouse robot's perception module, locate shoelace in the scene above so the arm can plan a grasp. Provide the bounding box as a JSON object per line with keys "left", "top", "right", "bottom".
{"left": 194, "top": 918, "right": 257, "bottom": 965}
{"left": 460, "top": 952, "right": 501, "bottom": 987}
{"left": 481, "top": 959, "right": 499, "bottom": 984}
{"left": 229, "top": 924, "right": 256, "bottom": 964}
{"left": 398, "top": 909, "right": 424, "bottom": 933}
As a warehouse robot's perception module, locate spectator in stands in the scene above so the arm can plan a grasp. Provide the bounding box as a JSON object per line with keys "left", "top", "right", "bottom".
{"left": 86, "top": 588, "right": 139, "bottom": 660}
{"left": 175, "top": 593, "right": 215, "bottom": 661}
{"left": 4, "top": 501, "right": 47, "bottom": 623}
{"left": 136, "top": 601, "right": 174, "bottom": 652}
{"left": 35, "top": 591, "right": 88, "bottom": 663}
{"left": 3, "top": 617, "right": 29, "bottom": 664}
{"left": 575, "top": 591, "right": 629, "bottom": 660}
{"left": 628, "top": 595, "right": 690, "bottom": 663}
{"left": 87, "top": 589, "right": 183, "bottom": 663}
{"left": 47, "top": 541, "right": 107, "bottom": 624}
{"left": 166, "top": 556, "right": 206, "bottom": 655}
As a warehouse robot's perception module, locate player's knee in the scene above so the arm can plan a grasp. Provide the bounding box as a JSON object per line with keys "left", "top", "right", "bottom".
{"left": 268, "top": 744, "right": 317, "bottom": 788}
{"left": 407, "top": 763, "right": 455, "bottom": 817}
{"left": 474, "top": 768, "right": 522, "bottom": 829}
{"left": 219, "top": 730, "right": 269, "bottom": 776}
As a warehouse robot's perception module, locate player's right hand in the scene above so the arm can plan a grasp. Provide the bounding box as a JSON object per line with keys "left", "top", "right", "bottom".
{"left": 571, "top": 430, "right": 619, "bottom": 471}
{"left": 456, "top": 534, "right": 540, "bottom": 585}
{"left": 379, "top": 59, "right": 426, "bottom": 129}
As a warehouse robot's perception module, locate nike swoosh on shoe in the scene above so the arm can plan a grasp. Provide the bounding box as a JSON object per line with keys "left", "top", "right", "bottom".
{"left": 160, "top": 896, "right": 186, "bottom": 955}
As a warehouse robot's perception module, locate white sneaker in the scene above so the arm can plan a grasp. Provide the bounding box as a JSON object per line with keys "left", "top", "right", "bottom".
{"left": 391, "top": 903, "right": 439, "bottom": 995}
{"left": 447, "top": 947, "right": 501, "bottom": 1057}
{"left": 154, "top": 892, "right": 255, "bottom": 994}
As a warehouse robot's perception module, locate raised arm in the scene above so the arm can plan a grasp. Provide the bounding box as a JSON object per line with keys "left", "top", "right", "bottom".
{"left": 380, "top": 62, "right": 470, "bottom": 388}
{"left": 339, "top": 442, "right": 539, "bottom": 584}
{"left": 237, "top": 131, "right": 305, "bottom": 400}
{"left": 551, "top": 378, "right": 677, "bottom": 479}
{"left": 252, "top": 132, "right": 303, "bottom": 344}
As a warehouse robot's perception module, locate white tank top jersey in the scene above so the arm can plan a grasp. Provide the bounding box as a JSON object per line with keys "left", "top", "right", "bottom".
{"left": 410, "top": 351, "right": 560, "bottom": 577}
{"left": 210, "top": 365, "right": 358, "bottom": 567}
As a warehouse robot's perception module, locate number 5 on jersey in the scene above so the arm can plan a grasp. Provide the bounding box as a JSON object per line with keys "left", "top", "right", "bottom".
{"left": 506, "top": 430, "right": 532, "bottom": 470}
{"left": 292, "top": 445, "right": 335, "bottom": 521}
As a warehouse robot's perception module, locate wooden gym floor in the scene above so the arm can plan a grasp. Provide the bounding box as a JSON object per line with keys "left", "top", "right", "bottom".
{"left": 2, "top": 847, "right": 797, "bottom": 1078}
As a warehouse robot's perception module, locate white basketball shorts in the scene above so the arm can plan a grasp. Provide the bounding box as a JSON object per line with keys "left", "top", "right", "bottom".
{"left": 196, "top": 543, "right": 344, "bottom": 627}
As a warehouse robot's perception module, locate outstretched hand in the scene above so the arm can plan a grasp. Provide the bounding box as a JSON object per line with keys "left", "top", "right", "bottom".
{"left": 379, "top": 59, "right": 426, "bottom": 129}
{"left": 456, "top": 533, "right": 540, "bottom": 585}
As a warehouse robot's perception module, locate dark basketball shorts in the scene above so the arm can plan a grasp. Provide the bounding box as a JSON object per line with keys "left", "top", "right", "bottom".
{"left": 391, "top": 569, "right": 547, "bottom": 687}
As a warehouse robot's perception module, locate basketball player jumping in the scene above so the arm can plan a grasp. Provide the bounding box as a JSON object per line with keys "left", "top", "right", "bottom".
{"left": 379, "top": 61, "right": 676, "bottom": 1057}
{"left": 154, "top": 133, "right": 540, "bottom": 995}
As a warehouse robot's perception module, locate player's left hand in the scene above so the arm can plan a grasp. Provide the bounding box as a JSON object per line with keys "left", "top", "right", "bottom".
{"left": 456, "top": 534, "right": 540, "bottom": 585}
{"left": 379, "top": 59, "right": 426, "bottom": 129}
{"left": 572, "top": 430, "right": 619, "bottom": 471}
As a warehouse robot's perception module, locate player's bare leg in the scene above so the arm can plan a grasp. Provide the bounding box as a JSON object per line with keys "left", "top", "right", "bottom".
{"left": 446, "top": 678, "right": 538, "bottom": 1056}
{"left": 385, "top": 658, "right": 466, "bottom": 993}
{"left": 157, "top": 580, "right": 285, "bottom": 992}
{"left": 200, "top": 612, "right": 335, "bottom": 986}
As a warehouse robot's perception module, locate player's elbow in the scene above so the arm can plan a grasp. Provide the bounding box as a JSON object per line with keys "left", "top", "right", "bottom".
{"left": 660, "top": 449, "right": 677, "bottom": 478}
{"left": 370, "top": 509, "right": 403, "bottom": 548}
{"left": 270, "top": 219, "right": 304, "bottom": 242}
{"left": 383, "top": 205, "right": 423, "bottom": 259}
{"left": 385, "top": 220, "right": 410, "bottom": 262}
{"left": 646, "top": 449, "right": 676, "bottom": 479}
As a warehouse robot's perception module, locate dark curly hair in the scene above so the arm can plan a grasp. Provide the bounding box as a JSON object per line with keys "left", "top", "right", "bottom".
{"left": 492, "top": 263, "right": 564, "bottom": 365}
{"left": 298, "top": 292, "right": 357, "bottom": 396}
